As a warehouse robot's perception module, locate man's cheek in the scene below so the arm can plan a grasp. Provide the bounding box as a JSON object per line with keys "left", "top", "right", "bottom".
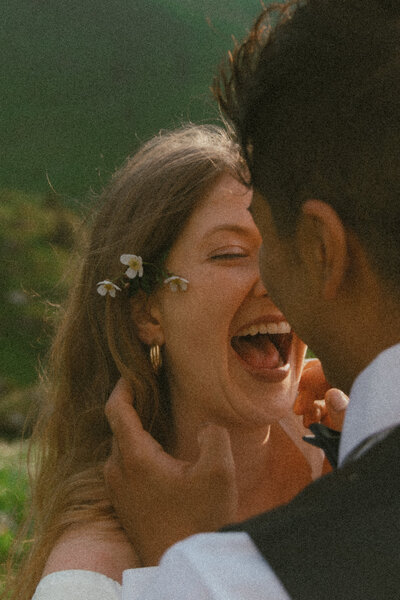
{"left": 257, "top": 246, "right": 269, "bottom": 288}
{"left": 258, "top": 245, "right": 277, "bottom": 290}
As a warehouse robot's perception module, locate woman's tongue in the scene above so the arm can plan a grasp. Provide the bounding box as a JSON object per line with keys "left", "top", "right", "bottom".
{"left": 232, "top": 334, "right": 282, "bottom": 369}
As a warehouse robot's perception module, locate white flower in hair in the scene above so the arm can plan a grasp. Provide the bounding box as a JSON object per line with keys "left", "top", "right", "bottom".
{"left": 164, "top": 275, "right": 189, "bottom": 292}
{"left": 96, "top": 280, "right": 122, "bottom": 297}
{"left": 120, "top": 254, "right": 144, "bottom": 279}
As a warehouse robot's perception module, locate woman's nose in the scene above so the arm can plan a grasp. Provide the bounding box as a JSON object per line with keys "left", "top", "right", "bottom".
{"left": 253, "top": 275, "right": 269, "bottom": 297}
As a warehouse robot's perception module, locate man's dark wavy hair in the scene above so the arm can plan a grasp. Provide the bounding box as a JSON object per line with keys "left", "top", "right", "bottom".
{"left": 214, "top": 0, "right": 400, "bottom": 288}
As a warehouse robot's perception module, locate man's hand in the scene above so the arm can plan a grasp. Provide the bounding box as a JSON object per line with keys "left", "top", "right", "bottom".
{"left": 294, "top": 359, "right": 349, "bottom": 430}
{"left": 104, "top": 379, "right": 238, "bottom": 567}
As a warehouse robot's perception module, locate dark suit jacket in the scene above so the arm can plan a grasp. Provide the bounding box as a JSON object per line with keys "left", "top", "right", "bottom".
{"left": 224, "top": 426, "right": 400, "bottom": 599}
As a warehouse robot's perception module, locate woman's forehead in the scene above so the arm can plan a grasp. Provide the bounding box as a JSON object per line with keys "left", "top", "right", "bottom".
{"left": 191, "top": 175, "right": 253, "bottom": 232}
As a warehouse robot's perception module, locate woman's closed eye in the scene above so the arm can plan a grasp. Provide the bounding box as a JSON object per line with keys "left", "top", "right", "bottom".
{"left": 211, "top": 253, "right": 248, "bottom": 260}
{"left": 209, "top": 248, "right": 249, "bottom": 261}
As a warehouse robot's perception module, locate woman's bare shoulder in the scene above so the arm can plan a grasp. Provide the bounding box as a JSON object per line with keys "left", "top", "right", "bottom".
{"left": 42, "top": 518, "right": 141, "bottom": 584}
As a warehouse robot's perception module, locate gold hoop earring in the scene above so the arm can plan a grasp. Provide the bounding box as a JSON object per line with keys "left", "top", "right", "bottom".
{"left": 150, "top": 343, "right": 162, "bottom": 373}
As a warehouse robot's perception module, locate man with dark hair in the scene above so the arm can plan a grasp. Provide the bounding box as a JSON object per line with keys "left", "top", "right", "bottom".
{"left": 105, "top": 1, "right": 400, "bottom": 598}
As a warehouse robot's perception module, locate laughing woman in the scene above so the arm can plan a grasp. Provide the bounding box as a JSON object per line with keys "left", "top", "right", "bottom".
{"left": 8, "top": 125, "right": 331, "bottom": 600}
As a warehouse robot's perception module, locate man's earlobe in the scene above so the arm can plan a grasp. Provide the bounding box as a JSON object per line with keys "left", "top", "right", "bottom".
{"left": 130, "top": 296, "right": 165, "bottom": 346}
{"left": 301, "top": 200, "right": 348, "bottom": 301}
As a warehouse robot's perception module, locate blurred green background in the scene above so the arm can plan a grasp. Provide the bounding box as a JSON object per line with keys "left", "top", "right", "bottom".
{"left": 1, "top": 0, "right": 263, "bottom": 413}
{"left": 0, "top": 0, "right": 265, "bottom": 578}
{"left": 2, "top": 0, "right": 262, "bottom": 198}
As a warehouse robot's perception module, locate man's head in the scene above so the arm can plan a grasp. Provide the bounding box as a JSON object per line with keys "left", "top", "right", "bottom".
{"left": 214, "top": 0, "right": 400, "bottom": 390}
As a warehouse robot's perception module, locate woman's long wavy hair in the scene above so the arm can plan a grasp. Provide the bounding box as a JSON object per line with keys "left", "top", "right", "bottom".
{"left": 6, "top": 124, "right": 247, "bottom": 600}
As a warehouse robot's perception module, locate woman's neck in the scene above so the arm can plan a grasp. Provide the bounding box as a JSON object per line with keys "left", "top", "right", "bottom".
{"left": 166, "top": 415, "right": 312, "bottom": 522}
{"left": 235, "top": 422, "right": 312, "bottom": 520}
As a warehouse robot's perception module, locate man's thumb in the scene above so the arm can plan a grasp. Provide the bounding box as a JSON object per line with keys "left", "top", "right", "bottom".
{"left": 196, "top": 423, "right": 236, "bottom": 479}
{"left": 325, "top": 388, "right": 349, "bottom": 430}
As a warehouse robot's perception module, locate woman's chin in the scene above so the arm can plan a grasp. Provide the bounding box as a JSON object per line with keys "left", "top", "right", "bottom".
{"left": 226, "top": 349, "right": 300, "bottom": 425}
{"left": 223, "top": 362, "right": 297, "bottom": 427}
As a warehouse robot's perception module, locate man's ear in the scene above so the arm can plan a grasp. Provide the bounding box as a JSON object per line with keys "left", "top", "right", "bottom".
{"left": 299, "top": 199, "right": 348, "bottom": 301}
{"left": 130, "top": 294, "right": 165, "bottom": 346}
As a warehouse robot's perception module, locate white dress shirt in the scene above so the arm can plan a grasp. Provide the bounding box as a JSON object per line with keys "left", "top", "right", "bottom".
{"left": 122, "top": 343, "right": 400, "bottom": 600}
{"left": 339, "top": 342, "right": 400, "bottom": 464}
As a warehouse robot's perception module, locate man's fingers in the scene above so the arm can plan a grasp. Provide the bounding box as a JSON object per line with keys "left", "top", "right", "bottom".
{"left": 325, "top": 388, "right": 349, "bottom": 430}
{"left": 105, "top": 378, "right": 165, "bottom": 460}
{"left": 305, "top": 399, "right": 329, "bottom": 427}
{"left": 104, "top": 436, "right": 122, "bottom": 494}
{"left": 105, "top": 378, "right": 139, "bottom": 433}
{"left": 197, "top": 423, "right": 233, "bottom": 463}
{"left": 196, "top": 424, "right": 236, "bottom": 482}
{"left": 195, "top": 424, "right": 238, "bottom": 524}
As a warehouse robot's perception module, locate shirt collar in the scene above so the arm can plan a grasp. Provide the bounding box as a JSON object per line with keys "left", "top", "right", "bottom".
{"left": 338, "top": 342, "right": 400, "bottom": 466}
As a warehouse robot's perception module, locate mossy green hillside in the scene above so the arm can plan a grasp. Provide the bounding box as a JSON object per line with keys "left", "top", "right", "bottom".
{"left": 0, "top": 190, "right": 81, "bottom": 388}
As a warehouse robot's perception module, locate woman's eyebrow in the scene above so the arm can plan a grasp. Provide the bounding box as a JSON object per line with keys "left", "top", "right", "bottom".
{"left": 204, "top": 224, "right": 253, "bottom": 238}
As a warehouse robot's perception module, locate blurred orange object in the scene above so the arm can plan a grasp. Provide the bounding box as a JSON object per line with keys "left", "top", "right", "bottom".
{"left": 294, "top": 359, "right": 333, "bottom": 429}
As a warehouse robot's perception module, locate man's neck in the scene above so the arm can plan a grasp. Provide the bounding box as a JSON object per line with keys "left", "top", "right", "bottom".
{"left": 317, "top": 287, "right": 400, "bottom": 395}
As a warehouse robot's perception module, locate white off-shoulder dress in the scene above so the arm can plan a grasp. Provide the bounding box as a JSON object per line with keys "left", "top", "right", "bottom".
{"left": 31, "top": 567, "right": 159, "bottom": 600}
{"left": 31, "top": 411, "right": 324, "bottom": 600}
{"left": 31, "top": 570, "right": 122, "bottom": 600}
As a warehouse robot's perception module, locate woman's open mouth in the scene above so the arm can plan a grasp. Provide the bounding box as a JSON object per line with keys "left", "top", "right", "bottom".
{"left": 231, "top": 320, "right": 293, "bottom": 374}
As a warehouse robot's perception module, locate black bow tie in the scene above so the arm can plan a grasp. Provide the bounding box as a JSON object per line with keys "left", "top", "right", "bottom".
{"left": 303, "top": 423, "right": 341, "bottom": 468}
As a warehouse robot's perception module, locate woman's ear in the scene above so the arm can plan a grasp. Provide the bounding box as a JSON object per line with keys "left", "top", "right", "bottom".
{"left": 130, "top": 294, "right": 165, "bottom": 346}
{"left": 299, "top": 199, "right": 348, "bottom": 301}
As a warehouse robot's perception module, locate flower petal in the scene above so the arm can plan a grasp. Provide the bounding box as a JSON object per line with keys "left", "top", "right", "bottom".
{"left": 120, "top": 254, "right": 133, "bottom": 265}
{"left": 164, "top": 276, "right": 189, "bottom": 292}
{"left": 96, "top": 280, "right": 121, "bottom": 296}
{"left": 125, "top": 267, "right": 138, "bottom": 279}
{"left": 120, "top": 254, "right": 142, "bottom": 266}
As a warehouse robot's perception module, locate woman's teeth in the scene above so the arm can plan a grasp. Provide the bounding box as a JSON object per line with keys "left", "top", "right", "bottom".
{"left": 237, "top": 321, "right": 291, "bottom": 337}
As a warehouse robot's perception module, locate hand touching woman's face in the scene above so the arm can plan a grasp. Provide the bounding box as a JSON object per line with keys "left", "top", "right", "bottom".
{"left": 148, "top": 173, "right": 306, "bottom": 430}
